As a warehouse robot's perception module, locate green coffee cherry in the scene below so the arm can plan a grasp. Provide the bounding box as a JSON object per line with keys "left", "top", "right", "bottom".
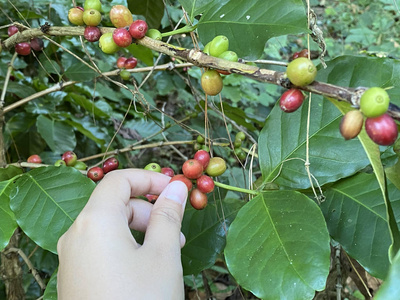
{"left": 218, "top": 50, "right": 238, "bottom": 62}
{"left": 146, "top": 29, "right": 162, "bottom": 40}
{"left": 209, "top": 35, "right": 229, "bottom": 57}
{"left": 360, "top": 87, "right": 390, "bottom": 118}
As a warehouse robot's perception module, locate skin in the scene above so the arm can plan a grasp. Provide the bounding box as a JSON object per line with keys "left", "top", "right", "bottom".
{"left": 57, "top": 169, "right": 188, "bottom": 299}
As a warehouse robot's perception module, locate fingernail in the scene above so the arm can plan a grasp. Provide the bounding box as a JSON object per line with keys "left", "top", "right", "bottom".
{"left": 163, "top": 181, "right": 188, "bottom": 205}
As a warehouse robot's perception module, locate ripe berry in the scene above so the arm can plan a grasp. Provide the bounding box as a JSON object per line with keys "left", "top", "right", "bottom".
{"left": 87, "top": 167, "right": 104, "bottom": 182}
{"left": 73, "top": 161, "right": 88, "bottom": 170}
{"left": 201, "top": 70, "right": 223, "bottom": 96}
{"left": 83, "top": 9, "right": 101, "bottom": 26}
{"left": 84, "top": 0, "right": 101, "bottom": 11}
{"left": 120, "top": 70, "right": 131, "bottom": 80}
{"left": 161, "top": 167, "right": 175, "bottom": 177}
{"left": 30, "top": 38, "right": 44, "bottom": 51}
{"left": 84, "top": 26, "right": 101, "bottom": 42}
{"left": 117, "top": 57, "right": 127, "bottom": 69}
{"left": 209, "top": 35, "right": 229, "bottom": 57}
{"left": 103, "top": 157, "right": 119, "bottom": 174}
{"left": 27, "top": 154, "right": 42, "bottom": 164}
{"left": 146, "top": 29, "right": 162, "bottom": 40}
{"left": 182, "top": 159, "right": 203, "bottom": 179}
{"left": 144, "top": 162, "right": 161, "bottom": 172}
{"left": 62, "top": 151, "right": 78, "bottom": 166}
{"left": 109, "top": 5, "right": 133, "bottom": 28}
{"left": 54, "top": 160, "right": 66, "bottom": 166}
{"left": 205, "top": 157, "right": 226, "bottom": 177}
{"left": 145, "top": 194, "right": 158, "bottom": 204}
{"left": 196, "top": 175, "right": 214, "bottom": 194}
{"left": 8, "top": 26, "right": 19, "bottom": 37}
{"left": 279, "top": 89, "right": 305, "bottom": 113}
{"left": 190, "top": 189, "right": 208, "bottom": 210}
{"left": 68, "top": 7, "right": 84, "bottom": 26}
{"left": 170, "top": 174, "right": 193, "bottom": 191}
{"left": 129, "top": 20, "right": 148, "bottom": 39}
{"left": 286, "top": 57, "right": 317, "bottom": 87}
{"left": 99, "top": 32, "right": 120, "bottom": 54}
{"left": 124, "top": 57, "right": 138, "bottom": 69}
{"left": 340, "top": 110, "right": 364, "bottom": 140}
{"left": 193, "top": 150, "right": 210, "bottom": 169}
{"left": 112, "top": 28, "right": 132, "bottom": 48}
{"left": 360, "top": 87, "right": 390, "bottom": 118}
{"left": 365, "top": 114, "right": 398, "bottom": 146}
{"left": 15, "top": 43, "right": 31, "bottom": 56}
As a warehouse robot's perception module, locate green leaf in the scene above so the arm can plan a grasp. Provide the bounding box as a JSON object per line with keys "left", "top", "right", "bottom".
{"left": 65, "top": 93, "right": 109, "bottom": 118}
{"left": 64, "top": 63, "right": 97, "bottom": 82}
{"left": 0, "top": 166, "right": 23, "bottom": 182}
{"left": 375, "top": 250, "right": 400, "bottom": 300}
{"left": 127, "top": 44, "right": 154, "bottom": 66}
{"left": 3, "top": 82, "right": 36, "bottom": 99}
{"left": 128, "top": 0, "right": 164, "bottom": 29}
{"left": 36, "top": 115, "right": 77, "bottom": 154}
{"left": 225, "top": 191, "right": 330, "bottom": 299}
{"left": 9, "top": 166, "right": 95, "bottom": 254}
{"left": 320, "top": 172, "right": 400, "bottom": 278}
{"left": 179, "top": 0, "right": 214, "bottom": 20}
{"left": 0, "top": 180, "right": 18, "bottom": 251}
{"left": 181, "top": 198, "right": 244, "bottom": 275}
{"left": 197, "top": 0, "right": 308, "bottom": 59}
{"left": 43, "top": 269, "right": 58, "bottom": 300}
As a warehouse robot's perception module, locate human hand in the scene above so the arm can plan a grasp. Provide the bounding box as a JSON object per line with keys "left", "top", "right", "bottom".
{"left": 57, "top": 169, "right": 188, "bottom": 300}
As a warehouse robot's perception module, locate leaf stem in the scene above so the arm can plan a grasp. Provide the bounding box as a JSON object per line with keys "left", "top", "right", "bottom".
{"left": 161, "top": 25, "right": 197, "bottom": 37}
{"left": 214, "top": 181, "right": 259, "bottom": 195}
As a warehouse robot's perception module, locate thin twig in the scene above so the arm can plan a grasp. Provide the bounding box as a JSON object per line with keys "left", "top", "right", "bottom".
{"left": 0, "top": 53, "right": 17, "bottom": 107}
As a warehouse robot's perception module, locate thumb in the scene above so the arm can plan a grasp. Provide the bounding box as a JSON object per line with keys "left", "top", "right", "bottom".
{"left": 144, "top": 180, "right": 188, "bottom": 251}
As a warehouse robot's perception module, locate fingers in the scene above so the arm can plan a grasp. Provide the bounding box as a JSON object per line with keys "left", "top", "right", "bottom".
{"left": 143, "top": 181, "right": 188, "bottom": 251}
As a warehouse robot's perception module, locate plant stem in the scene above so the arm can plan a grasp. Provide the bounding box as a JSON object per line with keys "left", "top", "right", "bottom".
{"left": 161, "top": 25, "right": 197, "bottom": 37}
{"left": 214, "top": 181, "right": 259, "bottom": 196}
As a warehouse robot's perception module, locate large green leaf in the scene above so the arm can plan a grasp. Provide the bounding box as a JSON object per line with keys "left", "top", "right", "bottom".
{"left": 64, "top": 63, "right": 97, "bottom": 82}
{"left": 181, "top": 198, "right": 243, "bottom": 275}
{"left": 127, "top": 44, "right": 154, "bottom": 66}
{"left": 320, "top": 172, "right": 400, "bottom": 278}
{"left": 197, "top": 0, "right": 308, "bottom": 59}
{"left": 36, "top": 115, "right": 77, "bottom": 154}
{"left": 128, "top": 0, "right": 164, "bottom": 29}
{"left": 225, "top": 191, "right": 330, "bottom": 300}
{"left": 43, "top": 269, "right": 58, "bottom": 300}
{"left": 375, "top": 250, "right": 400, "bottom": 300}
{"left": 64, "top": 93, "right": 109, "bottom": 118}
{"left": 0, "top": 180, "right": 18, "bottom": 251}
{"left": 9, "top": 166, "right": 95, "bottom": 254}
{"left": 179, "top": 0, "right": 214, "bottom": 20}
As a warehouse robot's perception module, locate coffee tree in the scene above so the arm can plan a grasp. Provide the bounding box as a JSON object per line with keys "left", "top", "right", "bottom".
{"left": 1, "top": 0, "right": 400, "bottom": 299}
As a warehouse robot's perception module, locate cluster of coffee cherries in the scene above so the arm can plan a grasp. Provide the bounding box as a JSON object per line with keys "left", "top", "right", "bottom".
{"left": 201, "top": 35, "right": 238, "bottom": 96}
{"left": 279, "top": 50, "right": 317, "bottom": 113}
{"left": 143, "top": 150, "right": 227, "bottom": 210}
{"left": 116, "top": 56, "right": 137, "bottom": 80}
{"left": 340, "top": 87, "right": 398, "bottom": 145}
{"left": 6, "top": 25, "right": 44, "bottom": 56}
{"left": 68, "top": 1, "right": 148, "bottom": 54}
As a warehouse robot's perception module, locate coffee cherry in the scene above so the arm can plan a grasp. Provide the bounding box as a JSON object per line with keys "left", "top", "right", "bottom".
{"left": 87, "top": 167, "right": 104, "bottom": 182}
{"left": 27, "top": 154, "right": 42, "bottom": 164}
{"left": 182, "top": 159, "right": 203, "bottom": 179}
{"left": 68, "top": 7, "right": 84, "bottom": 26}
{"left": 30, "top": 38, "right": 44, "bottom": 51}
{"left": 62, "top": 151, "right": 78, "bottom": 166}
{"left": 8, "top": 26, "right": 19, "bottom": 37}
{"left": 235, "top": 131, "right": 246, "bottom": 142}
{"left": 144, "top": 162, "right": 162, "bottom": 172}
{"left": 102, "top": 157, "right": 119, "bottom": 173}
{"left": 161, "top": 167, "right": 175, "bottom": 177}
{"left": 77, "top": 6, "right": 84, "bottom": 11}
{"left": 120, "top": 70, "right": 131, "bottom": 80}
{"left": 83, "top": 9, "right": 101, "bottom": 26}
{"left": 365, "top": 114, "right": 398, "bottom": 146}
{"left": 286, "top": 57, "right": 317, "bottom": 87}
{"left": 193, "top": 150, "right": 210, "bottom": 169}
{"left": 205, "top": 157, "right": 226, "bottom": 177}
{"left": 203, "top": 42, "right": 211, "bottom": 55}
{"left": 233, "top": 139, "right": 242, "bottom": 148}
{"left": 293, "top": 49, "right": 309, "bottom": 60}
{"left": 197, "top": 135, "right": 205, "bottom": 144}
{"left": 209, "top": 35, "right": 229, "bottom": 57}
{"left": 73, "top": 161, "right": 88, "bottom": 170}
{"left": 54, "top": 159, "right": 66, "bottom": 166}
{"left": 196, "top": 175, "right": 214, "bottom": 194}
{"left": 339, "top": 110, "right": 364, "bottom": 140}
{"left": 124, "top": 57, "right": 138, "bottom": 69}
{"left": 170, "top": 174, "right": 193, "bottom": 191}
{"left": 360, "top": 87, "right": 390, "bottom": 118}
{"left": 235, "top": 149, "right": 247, "bottom": 161}
{"left": 15, "top": 43, "right": 31, "bottom": 56}
{"left": 99, "top": 32, "right": 120, "bottom": 54}
{"left": 84, "top": 26, "right": 101, "bottom": 42}
{"left": 129, "top": 20, "right": 148, "bottom": 39}
{"left": 201, "top": 70, "right": 223, "bottom": 96}
{"left": 216, "top": 50, "right": 239, "bottom": 75}
{"left": 201, "top": 145, "right": 210, "bottom": 152}
{"left": 145, "top": 194, "right": 158, "bottom": 204}
{"left": 146, "top": 29, "right": 162, "bottom": 40}
{"left": 112, "top": 28, "right": 132, "bottom": 48}
{"left": 84, "top": 0, "right": 101, "bottom": 11}
{"left": 190, "top": 189, "right": 208, "bottom": 210}
{"left": 109, "top": 5, "right": 133, "bottom": 28}
{"left": 279, "top": 88, "right": 305, "bottom": 113}
{"left": 117, "top": 57, "right": 127, "bottom": 69}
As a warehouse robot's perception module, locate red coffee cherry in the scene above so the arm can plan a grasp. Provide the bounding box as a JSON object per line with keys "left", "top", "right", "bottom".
{"left": 15, "top": 43, "right": 31, "bottom": 56}
{"left": 117, "top": 57, "right": 127, "bottom": 69}
{"left": 279, "top": 89, "right": 305, "bottom": 113}
{"left": 190, "top": 189, "right": 208, "bottom": 210}
{"left": 365, "top": 114, "right": 398, "bottom": 146}
{"left": 161, "top": 167, "right": 175, "bottom": 177}
{"left": 84, "top": 26, "right": 101, "bottom": 42}
{"left": 196, "top": 175, "right": 215, "bottom": 194}
{"left": 87, "top": 167, "right": 104, "bottom": 182}
{"left": 102, "top": 157, "right": 119, "bottom": 174}
{"left": 170, "top": 174, "right": 193, "bottom": 191}
{"left": 112, "top": 28, "right": 132, "bottom": 48}
{"left": 124, "top": 57, "right": 138, "bottom": 69}
{"left": 8, "top": 26, "right": 19, "bottom": 37}
{"left": 129, "top": 20, "right": 148, "bottom": 39}
{"left": 193, "top": 150, "right": 210, "bottom": 169}
{"left": 182, "top": 159, "right": 203, "bottom": 179}
{"left": 27, "top": 154, "right": 42, "bottom": 164}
